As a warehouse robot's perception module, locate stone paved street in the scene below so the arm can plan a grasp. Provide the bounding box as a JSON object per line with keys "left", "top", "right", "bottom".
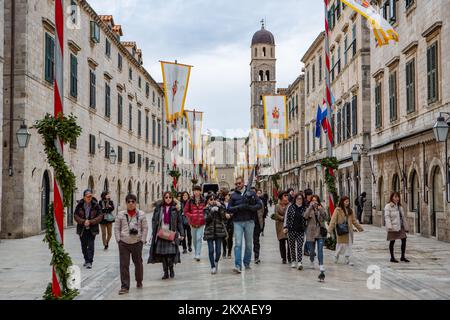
{"left": 0, "top": 207, "right": 449, "bottom": 300}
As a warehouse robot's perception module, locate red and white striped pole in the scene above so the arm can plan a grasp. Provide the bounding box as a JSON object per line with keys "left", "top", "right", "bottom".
{"left": 52, "top": 0, "right": 64, "bottom": 298}
{"left": 324, "top": 0, "right": 336, "bottom": 216}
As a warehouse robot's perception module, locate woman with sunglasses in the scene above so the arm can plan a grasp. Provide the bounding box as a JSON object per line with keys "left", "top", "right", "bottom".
{"left": 204, "top": 193, "right": 230, "bottom": 274}
{"left": 148, "top": 192, "right": 185, "bottom": 280}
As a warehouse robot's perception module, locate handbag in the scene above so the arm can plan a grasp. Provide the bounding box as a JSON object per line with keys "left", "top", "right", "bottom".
{"left": 315, "top": 211, "right": 328, "bottom": 237}
{"left": 105, "top": 213, "right": 115, "bottom": 222}
{"left": 157, "top": 228, "right": 176, "bottom": 241}
{"left": 336, "top": 212, "right": 349, "bottom": 236}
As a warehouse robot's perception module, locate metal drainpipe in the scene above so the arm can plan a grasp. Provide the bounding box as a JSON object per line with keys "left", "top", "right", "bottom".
{"left": 8, "top": 0, "right": 16, "bottom": 177}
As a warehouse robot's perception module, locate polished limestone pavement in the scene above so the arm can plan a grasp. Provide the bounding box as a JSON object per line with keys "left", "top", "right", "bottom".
{"left": 1, "top": 207, "right": 449, "bottom": 300}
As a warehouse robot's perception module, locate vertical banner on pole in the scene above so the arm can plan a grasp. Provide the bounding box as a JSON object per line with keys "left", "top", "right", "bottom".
{"left": 263, "top": 95, "right": 288, "bottom": 139}
{"left": 53, "top": 0, "right": 64, "bottom": 298}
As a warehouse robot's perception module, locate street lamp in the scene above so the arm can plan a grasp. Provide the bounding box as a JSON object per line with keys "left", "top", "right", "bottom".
{"left": 16, "top": 122, "right": 31, "bottom": 148}
{"left": 433, "top": 112, "right": 450, "bottom": 203}
{"left": 351, "top": 145, "right": 362, "bottom": 163}
{"left": 109, "top": 147, "right": 117, "bottom": 165}
{"left": 149, "top": 160, "right": 156, "bottom": 173}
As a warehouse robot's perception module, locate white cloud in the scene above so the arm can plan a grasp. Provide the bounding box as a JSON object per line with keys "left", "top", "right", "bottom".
{"left": 88, "top": 0, "right": 324, "bottom": 137}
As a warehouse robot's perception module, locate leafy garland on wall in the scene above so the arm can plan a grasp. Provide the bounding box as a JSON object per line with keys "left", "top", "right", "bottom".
{"left": 321, "top": 157, "right": 339, "bottom": 251}
{"left": 169, "top": 169, "right": 181, "bottom": 197}
{"left": 34, "top": 114, "right": 82, "bottom": 300}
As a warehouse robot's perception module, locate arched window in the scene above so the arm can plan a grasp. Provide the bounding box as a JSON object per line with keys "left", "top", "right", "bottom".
{"left": 117, "top": 180, "right": 122, "bottom": 211}
{"left": 128, "top": 180, "right": 132, "bottom": 195}
{"left": 259, "top": 70, "right": 264, "bottom": 81}
{"left": 392, "top": 174, "right": 401, "bottom": 193}
{"left": 254, "top": 48, "right": 257, "bottom": 57}
{"left": 410, "top": 170, "right": 419, "bottom": 212}
{"left": 145, "top": 182, "right": 148, "bottom": 205}
{"left": 137, "top": 182, "right": 141, "bottom": 204}
{"left": 266, "top": 70, "right": 270, "bottom": 81}
{"left": 157, "top": 185, "right": 160, "bottom": 199}
{"left": 378, "top": 177, "right": 384, "bottom": 210}
{"left": 271, "top": 47, "right": 273, "bottom": 57}
{"left": 431, "top": 166, "right": 443, "bottom": 237}
{"left": 103, "top": 178, "right": 109, "bottom": 192}
{"left": 152, "top": 184, "right": 155, "bottom": 202}
{"left": 88, "top": 176, "right": 95, "bottom": 194}
{"left": 263, "top": 47, "right": 266, "bottom": 57}
{"left": 41, "top": 171, "right": 51, "bottom": 231}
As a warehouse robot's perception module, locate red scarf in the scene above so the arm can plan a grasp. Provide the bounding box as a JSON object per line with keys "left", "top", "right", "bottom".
{"left": 163, "top": 205, "right": 171, "bottom": 224}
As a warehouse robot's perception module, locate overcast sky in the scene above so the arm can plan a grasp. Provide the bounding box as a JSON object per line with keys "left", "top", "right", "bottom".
{"left": 89, "top": 0, "right": 324, "bottom": 137}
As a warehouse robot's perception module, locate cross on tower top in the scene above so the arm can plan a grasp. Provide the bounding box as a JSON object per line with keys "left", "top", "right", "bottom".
{"left": 260, "top": 18, "right": 265, "bottom": 29}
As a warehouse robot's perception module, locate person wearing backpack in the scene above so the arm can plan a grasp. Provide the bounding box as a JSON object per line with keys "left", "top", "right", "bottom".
{"left": 304, "top": 195, "right": 328, "bottom": 272}
{"left": 283, "top": 193, "right": 307, "bottom": 270}
{"left": 328, "top": 196, "right": 364, "bottom": 266}
{"left": 355, "top": 192, "right": 367, "bottom": 223}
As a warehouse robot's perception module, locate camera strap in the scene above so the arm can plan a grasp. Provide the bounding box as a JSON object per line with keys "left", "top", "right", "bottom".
{"left": 125, "top": 212, "right": 139, "bottom": 229}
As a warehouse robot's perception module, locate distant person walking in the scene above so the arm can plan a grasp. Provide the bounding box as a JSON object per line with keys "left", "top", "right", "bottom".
{"left": 283, "top": 193, "right": 307, "bottom": 270}
{"left": 385, "top": 192, "right": 410, "bottom": 263}
{"left": 148, "top": 192, "right": 185, "bottom": 280}
{"left": 303, "top": 189, "right": 314, "bottom": 256}
{"left": 180, "top": 191, "right": 193, "bottom": 254}
{"left": 115, "top": 194, "right": 148, "bottom": 295}
{"left": 184, "top": 186, "right": 206, "bottom": 261}
{"left": 221, "top": 191, "right": 234, "bottom": 259}
{"left": 253, "top": 190, "right": 265, "bottom": 264}
{"left": 204, "top": 193, "right": 229, "bottom": 274}
{"left": 304, "top": 195, "right": 328, "bottom": 272}
{"left": 274, "top": 192, "right": 291, "bottom": 264}
{"left": 99, "top": 191, "right": 115, "bottom": 250}
{"left": 74, "top": 189, "right": 103, "bottom": 269}
{"left": 356, "top": 192, "right": 367, "bottom": 223}
{"left": 328, "top": 196, "right": 364, "bottom": 266}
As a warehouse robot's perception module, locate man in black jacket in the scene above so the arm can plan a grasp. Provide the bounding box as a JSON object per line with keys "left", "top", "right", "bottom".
{"left": 228, "top": 177, "right": 262, "bottom": 273}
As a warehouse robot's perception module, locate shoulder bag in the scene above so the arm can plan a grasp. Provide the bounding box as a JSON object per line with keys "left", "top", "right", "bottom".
{"left": 336, "top": 211, "right": 349, "bottom": 236}
{"left": 157, "top": 208, "right": 177, "bottom": 241}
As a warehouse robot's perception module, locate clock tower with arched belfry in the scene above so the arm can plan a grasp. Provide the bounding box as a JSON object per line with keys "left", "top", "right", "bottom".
{"left": 250, "top": 19, "right": 276, "bottom": 129}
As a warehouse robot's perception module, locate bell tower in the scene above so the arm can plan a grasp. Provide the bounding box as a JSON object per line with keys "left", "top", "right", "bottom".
{"left": 250, "top": 20, "right": 276, "bottom": 129}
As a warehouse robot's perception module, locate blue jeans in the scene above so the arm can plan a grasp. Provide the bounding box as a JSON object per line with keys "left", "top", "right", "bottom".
{"left": 191, "top": 226, "right": 204, "bottom": 257}
{"left": 207, "top": 239, "right": 222, "bottom": 268}
{"left": 308, "top": 239, "right": 325, "bottom": 265}
{"left": 233, "top": 221, "right": 255, "bottom": 268}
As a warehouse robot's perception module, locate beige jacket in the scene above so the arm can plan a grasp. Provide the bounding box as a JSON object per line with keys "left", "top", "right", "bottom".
{"left": 114, "top": 210, "right": 148, "bottom": 245}
{"left": 384, "top": 202, "right": 409, "bottom": 232}
{"left": 328, "top": 207, "right": 363, "bottom": 244}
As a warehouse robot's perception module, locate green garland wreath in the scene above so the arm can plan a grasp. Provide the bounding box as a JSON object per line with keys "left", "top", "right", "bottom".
{"left": 321, "top": 157, "right": 339, "bottom": 251}
{"left": 34, "top": 113, "right": 82, "bottom": 300}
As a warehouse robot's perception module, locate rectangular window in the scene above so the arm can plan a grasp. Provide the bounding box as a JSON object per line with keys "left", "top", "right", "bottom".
{"left": 129, "top": 68, "right": 133, "bottom": 80}
{"left": 129, "top": 104, "right": 133, "bottom": 131}
{"left": 405, "top": 0, "right": 415, "bottom": 9}
{"left": 44, "top": 33, "right": 55, "bottom": 84}
{"left": 337, "top": 46, "right": 341, "bottom": 74}
{"left": 152, "top": 91, "right": 156, "bottom": 104}
{"left": 337, "top": 110, "right": 342, "bottom": 144}
{"left": 118, "top": 53, "right": 123, "bottom": 70}
{"left": 312, "top": 125, "right": 316, "bottom": 152}
{"left": 138, "top": 110, "right": 142, "bottom": 137}
{"left": 118, "top": 146, "right": 123, "bottom": 163}
{"left": 105, "top": 38, "right": 111, "bottom": 57}
{"left": 389, "top": 72, "right": 398, "bottom": 121}
{"left": 319, "top": 56, "right": 322, "bottom": 83}
{"left": 90, "top": 21, "right": 100, "bottom": 43}
{"left": 345, "top": 102, "right": 351, "bottom": 139}
{"left": 312, "top": 64, "right": 316, "bottom": 90}
{"left": 344, "top": 36, "right": 348, "bottom": 66}
{"left": 152, "top": 117, "right": 156, "bottom": 145}
{"left": 145, "top": 114, "right": 149, "bottom": 142}
{"left": 351, "top": 96, "right": 358, "bottom": 135}
{"left": 138, "top": 154, "right": 142, "bottom": 169}
{"left": 104, "top": 141, "right": 110, "bottom": 159}
{"left": 331, "top": 113, "right": 335, "bottom": 147}
{"left": 118, "top": 94, "right": 123, "bottom": 125}
{"left": 389, "top": 0, "right": 397, "bottom": 23}
{"left": 89, "top": 70, "right": 96, "bottom": 108}
{"left": 157, "top": 120, "right": 162, "bottom": 147}
{"left": 406, "top": 59, "right": 416, "bottom": 113}
{"left": 331, "top": 55, "right": 335, "bottom": 81}
{"left": 342, "top": 105, "right": 347, "bottom": 140}
{"left": 375, "top": 82, "right": 382, "bottom": 128}
{"left": 306, "top": 70, "right": 310, "bottom": 94}
{"left": 70, "top": 54, "right": 78, "bottom": 98}
{"left": 336, "top": 0, "right": 341, "bottom": 20}
{"left": 427, "top": 42, "right": 438, "bottom": 104}
{"left": 146, "top": 83, "right": 150, "bottom": 98}
{"left": 105, "top": 83, "right": 111, "bottom": 118}
{"left": 138, "top": 76, "right": 142, "bottom": 88}
{"left": 89, "top": 135, "right": 96, "bottom": 155}
{"left": 352, "top": 24, "right": 357, "bottom": 57}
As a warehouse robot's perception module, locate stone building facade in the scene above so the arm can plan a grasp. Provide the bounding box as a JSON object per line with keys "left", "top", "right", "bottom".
{"left": 370, "top": 0, "right": 450, "bottom": 241}
{"left": 1, "top": 0, "right": 166, "bottom": 238}
{"left": 0, "top": 3, "right": 4, "bottom": 234}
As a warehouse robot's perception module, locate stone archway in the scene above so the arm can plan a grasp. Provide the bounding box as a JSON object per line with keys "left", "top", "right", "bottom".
{"left": 431, "top": 166, "right": 444, "bottom": 237}
{"left": 410, "top": 169, "right": 420, "bottom": 234}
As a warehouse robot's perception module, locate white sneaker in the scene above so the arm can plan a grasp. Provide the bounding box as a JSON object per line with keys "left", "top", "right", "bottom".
{"left": 211, "top": 268, "right": 217, "bottom": 275}
{"left": 291, "top": 262, "right": 297, "bottom": 268}
{"left": 319, "top": 265, "right": 325, "bottom": 272}
{"left": 345, "top": 257, "right": 354, "bottom": 266}
{"left": 297, "top": 262, "right": 303, "bottom": 270}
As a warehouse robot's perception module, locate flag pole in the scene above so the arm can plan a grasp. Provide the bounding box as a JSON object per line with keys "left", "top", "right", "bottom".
{"left": 52, "top": 0, "right": 64, "bottom": 298}
{"left": 324, "top": 0, "right": 336, "bottom": 215}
